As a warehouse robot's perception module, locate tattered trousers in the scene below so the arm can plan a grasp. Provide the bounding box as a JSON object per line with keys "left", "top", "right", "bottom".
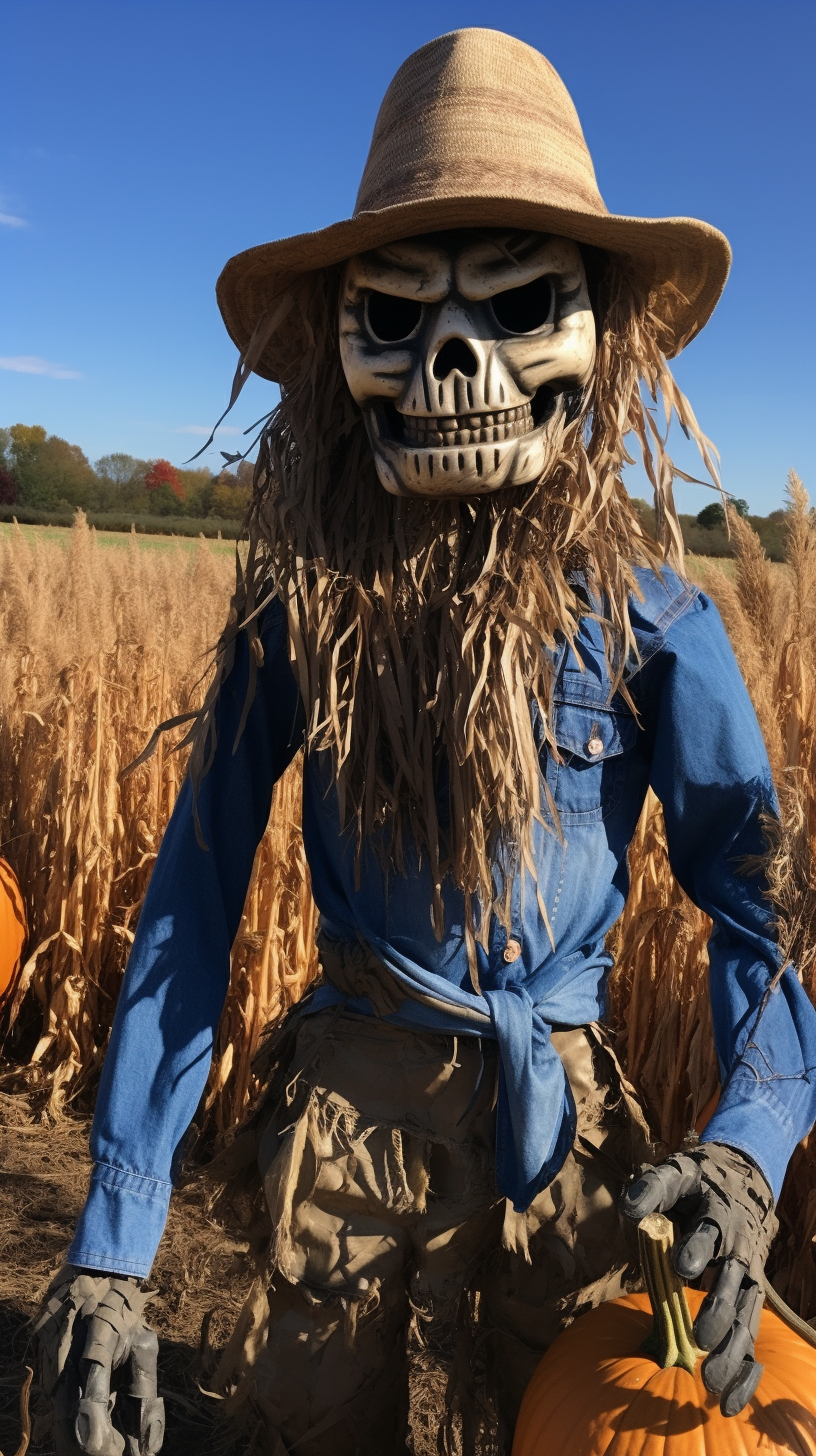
{"left": 219, "top": 1009, "right": 654, "bottom": 1454}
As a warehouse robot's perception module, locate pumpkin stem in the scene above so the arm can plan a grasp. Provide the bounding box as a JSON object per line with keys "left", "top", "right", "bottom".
{"left": 638, "top": 1213, "right": 704, "bottom": 1375}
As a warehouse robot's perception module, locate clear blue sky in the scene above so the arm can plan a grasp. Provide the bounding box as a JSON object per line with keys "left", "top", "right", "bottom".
{"left": 1, "top": 1, "right": 813, "bottom": 514}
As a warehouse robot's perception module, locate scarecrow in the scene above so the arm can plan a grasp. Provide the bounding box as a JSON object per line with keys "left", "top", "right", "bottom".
{"left": 36, "top": 28, "right": 816, "bottom": 1456}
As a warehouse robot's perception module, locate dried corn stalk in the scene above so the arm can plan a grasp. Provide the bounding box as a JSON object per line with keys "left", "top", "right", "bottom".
{"left": 0, "top": 516, "right": 318, "bottom": 1121}
{"left": 204, "top": 761, "right": 318, "bottom": 1135}
{"left": 606, "top": 794, "right": 717, "bottom": 1150}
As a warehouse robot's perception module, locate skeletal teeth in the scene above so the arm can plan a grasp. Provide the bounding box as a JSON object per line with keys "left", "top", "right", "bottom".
{"left": 398, "top": 399, "right": 537, "bottom": 451}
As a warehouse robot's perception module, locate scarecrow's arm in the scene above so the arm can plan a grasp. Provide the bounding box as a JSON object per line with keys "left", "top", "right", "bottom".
{"left": 621, "top": 588, "right": 816, "bottom": 1416}
{"left": 639, "top": 588, "right": 816, "bottom": 1201}
{"left": 68, "top": 597, "right": 305, "bottom": 1279}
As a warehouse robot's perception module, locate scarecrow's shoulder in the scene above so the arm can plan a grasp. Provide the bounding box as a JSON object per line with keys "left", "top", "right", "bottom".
{"left": 625, "top": 564, "right": 702, "bottom": 679}
{"left": 629, "top": 563, "right": 700, "bottom": 630}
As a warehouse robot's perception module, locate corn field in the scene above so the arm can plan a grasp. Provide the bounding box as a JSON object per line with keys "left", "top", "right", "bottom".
{"left": 0, "top": 475, "right": 814, "bottom": 1313}
{"left": 0, "top": 517, "right": 317, "bottom": 1132}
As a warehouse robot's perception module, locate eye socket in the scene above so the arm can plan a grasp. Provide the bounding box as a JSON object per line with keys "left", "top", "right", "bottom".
{"left": 365, "top": 291, "right": 423, "bottom": 343}
{"left": 490, "top": 275, "right": 554, "bottom": 335}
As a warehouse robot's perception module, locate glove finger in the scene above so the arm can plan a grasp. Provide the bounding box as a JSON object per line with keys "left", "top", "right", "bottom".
{"left": 52, "top": 1302, "right": 91, "bottom": 1454}
{"left": 675, "top": 1219, "right": 720, "bottom": 1279}
{"left": 693, "top": 1257, "right": 746, "bottom": 1349}
{"left": 83, "top": 1310, "right": 129, "bottom": 1372}
{"left": 730, "top": 1227, "right": 754, "bottom": 1270}
{"left": 78, "top": 1315, "right": 126, "bottom": 1455}
{"left": 76, "top": 1362, "right": 125, "bottom": 1455}
{"left": 114, "top": 1328, "right": 165, "bottom": 1454}
{"left": 701, "top": 1278, "right": 761, "bottom": 1395}
{"left": 702, "top": 1319, "right": 754, "bottom": 1395}
{"left": 721, "top": 1357, "right": 763, "bottom": 1417}
{"left": 622, "top": 1159, "right": 701, "bottom": 1220}
{"left": 75, "top": 1399, "right": 125, "bottom": 1455}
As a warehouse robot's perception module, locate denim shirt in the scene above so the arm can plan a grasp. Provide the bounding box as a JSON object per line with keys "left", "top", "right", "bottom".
{"left": 69, "top": 566, "right": 816, "bottom": 1278}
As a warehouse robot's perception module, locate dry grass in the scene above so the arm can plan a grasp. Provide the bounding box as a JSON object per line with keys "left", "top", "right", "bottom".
{"left": 0, "top": 520, "right": 236, "bottom": 555}
{"left": 202, "top": 764, "right": 318, "bottom": 1138}
{"left": 0, "top": 513, "right": 317, "bottom": 1130}
{"left": 0, "top": 480, "right": 814, "bottom": 1448}
{"left": 0, "top": 1090, "right": 252, "bottom": 1456}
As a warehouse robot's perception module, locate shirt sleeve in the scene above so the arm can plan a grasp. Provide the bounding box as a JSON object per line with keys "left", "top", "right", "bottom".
{"left": 638, "top": 589, "right": 816, "bottom": 1201}
{"left": 68, "top": 597, "right": 305, "bottom": 1277}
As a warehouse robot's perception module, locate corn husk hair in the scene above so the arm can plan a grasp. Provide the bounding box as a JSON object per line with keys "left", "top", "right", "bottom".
{"left": 191, "top": 250, "right": 720, "bottom": 963}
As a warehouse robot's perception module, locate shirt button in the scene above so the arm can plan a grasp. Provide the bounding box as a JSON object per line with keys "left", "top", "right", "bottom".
{"left": 586, "top": 736, "right": 604, "bottom": 757}
{"left": 503, "top": 939, "right": 522, "bottom": 963}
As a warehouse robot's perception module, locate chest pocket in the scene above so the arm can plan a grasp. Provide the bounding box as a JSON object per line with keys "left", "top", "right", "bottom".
{"left": 543, "top": 681, "right": 638, "bottom": 824}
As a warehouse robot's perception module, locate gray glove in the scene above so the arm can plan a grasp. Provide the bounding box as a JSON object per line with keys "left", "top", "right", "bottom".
{"left": 34, "top": 1266, "right": 165, "bottom": 1455}
{"left": 622, "top": 1142, "right": 777, "bottom": 1417}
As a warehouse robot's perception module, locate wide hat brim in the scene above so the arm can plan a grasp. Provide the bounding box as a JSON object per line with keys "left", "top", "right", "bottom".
{"left": 217, "top": 197, "right": 730, "bottom": 382}
{"left": 216, "top": 29, "right": 730, "bottom": 384}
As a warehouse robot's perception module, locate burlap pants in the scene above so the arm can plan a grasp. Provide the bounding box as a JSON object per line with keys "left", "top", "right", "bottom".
{"left": 226, "top": 1008, "right": 654, "bottom": 1455}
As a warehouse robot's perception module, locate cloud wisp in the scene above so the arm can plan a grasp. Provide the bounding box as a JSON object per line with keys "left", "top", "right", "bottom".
{"left": 0, "top": 211, "right": 27, "bottom": 229}
{"left": 0, "top": 354, "right": 83, "bottom": 379}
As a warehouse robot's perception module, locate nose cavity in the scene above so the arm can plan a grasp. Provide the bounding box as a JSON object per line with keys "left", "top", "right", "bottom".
{"left": 432, "top": 337, "right": 478, "bottom": 380}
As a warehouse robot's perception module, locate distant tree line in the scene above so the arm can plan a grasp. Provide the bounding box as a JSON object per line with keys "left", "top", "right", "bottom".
{"left": 0, "top": 422, "right": 796, "bottom": 558}
{"left": 632, "top": 494, "right": 790, "bottom": 562}
{"left": 0, "top": 424, "right": 252, "bottom": 522}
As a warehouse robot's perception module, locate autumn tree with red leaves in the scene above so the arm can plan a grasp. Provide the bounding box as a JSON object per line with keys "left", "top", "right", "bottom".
{"left": 144, "top": 459, "right": 184, "bottom": 499}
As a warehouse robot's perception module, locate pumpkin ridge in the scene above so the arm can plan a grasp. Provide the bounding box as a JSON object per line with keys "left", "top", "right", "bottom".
{"left": 514, "top": 1355, "right": 622, "bottom": 1451}
{"left": 747, "top": 1382, "right": 816, "bottom": 1456}
{"left": 754, "top": 1310, "right": 816, "bottom": 1367}
{"left": 602, "top": 1366, "right": 713, "bottom": 1456}
{"left": 512, "top": 1284, "right": 816, "bottom": 1456}
{"left": 510, "top": 1339, "right": 636, "bottom": 1456}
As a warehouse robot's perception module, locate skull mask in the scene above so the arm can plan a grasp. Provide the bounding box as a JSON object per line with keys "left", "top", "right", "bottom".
{"left": 339, "top": 230, "right": 596, "bottom": 497}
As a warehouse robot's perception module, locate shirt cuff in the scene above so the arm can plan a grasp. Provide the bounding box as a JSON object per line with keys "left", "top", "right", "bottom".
{"left": 68, "top": 1162, "right": 172, "bottom": 1279}
{"left": 701, "top": 1065, "right": 804, "bottom": 1202}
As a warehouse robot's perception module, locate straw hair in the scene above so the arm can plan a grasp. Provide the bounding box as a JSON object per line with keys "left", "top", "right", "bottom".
{"left": 217, "top": 28, "right": 731, "bottom": 381}
{"left": 191, "top": 252, "right": 720, "bottom": 969}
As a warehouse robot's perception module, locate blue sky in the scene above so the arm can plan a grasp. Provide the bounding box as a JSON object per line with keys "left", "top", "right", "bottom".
{"left": 1, "top": 0, "right": 814, "bottom": 514}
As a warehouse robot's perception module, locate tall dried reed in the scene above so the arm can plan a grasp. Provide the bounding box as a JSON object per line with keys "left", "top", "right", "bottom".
{"left": 0, "top": 516, "right": 317, "bottom": 1125}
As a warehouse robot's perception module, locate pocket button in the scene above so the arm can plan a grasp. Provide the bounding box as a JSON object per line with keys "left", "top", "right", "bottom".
{"left": 503, "top": 939, "right": 522, "bottom": 963}
{"left": 586, "top": 736, "right": 604, "bottom": 757}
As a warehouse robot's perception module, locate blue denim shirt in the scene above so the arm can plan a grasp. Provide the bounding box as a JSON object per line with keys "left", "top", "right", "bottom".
{"left": 69, "top": 567, "right": 816, "bottom": 1278}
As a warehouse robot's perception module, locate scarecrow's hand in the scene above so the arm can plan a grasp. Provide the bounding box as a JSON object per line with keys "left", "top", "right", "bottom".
{"left": 34, "top": 1265, "right": 165, "bottom": 1454}
{"left": 622, "top": 1143, "right": 777, "bottom": 1417}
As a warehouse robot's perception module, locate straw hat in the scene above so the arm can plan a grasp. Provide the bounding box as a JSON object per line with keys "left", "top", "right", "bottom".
{"left": 217, "top": 28, "right": 730, "bottom": 381}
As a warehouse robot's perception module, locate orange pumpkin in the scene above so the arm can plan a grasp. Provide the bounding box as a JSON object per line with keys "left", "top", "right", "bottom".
{"left": 513, "top": 1215, "right": 816, "bottom": 1456}
{"left": 0, "top": 856, "right": 27, "bottom": 1010}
